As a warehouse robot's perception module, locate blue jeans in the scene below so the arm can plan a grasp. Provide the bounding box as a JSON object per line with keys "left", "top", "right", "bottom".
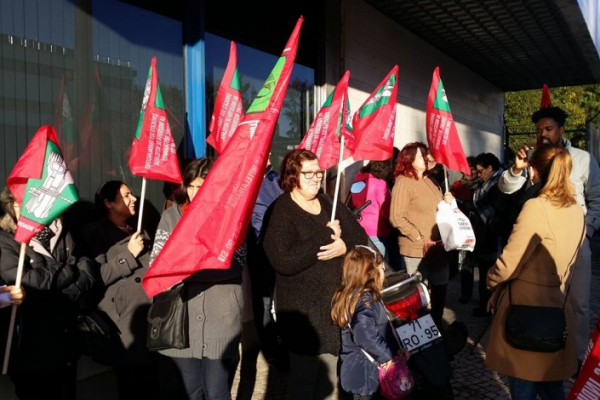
{"left": 508, "top": 376, "right": 564, "bottom": 400}
{"left": 171, "top": 357, "right": 233, "bottom": 400}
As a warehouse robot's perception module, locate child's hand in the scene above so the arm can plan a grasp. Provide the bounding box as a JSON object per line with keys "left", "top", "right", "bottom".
{"left": 380, "top": 358, "right": 393, "bottom": 370}
{"left": 397, "top": 348, "right": 411, "bottom": 361}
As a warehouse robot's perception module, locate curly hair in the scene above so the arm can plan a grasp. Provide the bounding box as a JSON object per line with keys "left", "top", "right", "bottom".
{"left": 393, "top": 142, "right": 428, "bottom": 180}
{"left": 279, "top": 149, "right": 319, "bottom": 192}
{"left": 360, "top": 158, "right": 393, "bottom": 181}
{"left": 531, "top": 107, "right": 568, "bottom": 127}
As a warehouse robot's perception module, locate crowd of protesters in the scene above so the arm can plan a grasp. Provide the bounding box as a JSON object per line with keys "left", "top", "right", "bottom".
{"left": 0, "top": 105, "right": 597, "bottom": 400}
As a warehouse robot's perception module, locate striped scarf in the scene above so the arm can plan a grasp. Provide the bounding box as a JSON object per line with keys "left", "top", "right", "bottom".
{"left": 473, "top": 168, "right": 503, "bottom": 225}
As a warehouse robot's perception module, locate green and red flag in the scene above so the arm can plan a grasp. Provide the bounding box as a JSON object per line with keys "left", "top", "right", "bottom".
{"left": 53, "top": 74, "right": 78, "bottom": 170}
{"left": 143, "top": 17, "right": 303, "bottom": 297}
{"left": 426, "top": 67, "right": 469, "bottom": 175}
{"left": 207, "top": 41, "right": 244, "bottom": 154}
{"left": 128, "top": 57, "right": 182, "bottom": 183}
{"left": 7, "top": 126, "right": 79, "bottom": 244}
{"left": 351, "top": 65, "right": 399, "bottom": 162}
{"left": 541, "top": 84, "right": 552, "bottom": 108}
{"left": 299, "top": 70, "right": 354, "bottom": 170}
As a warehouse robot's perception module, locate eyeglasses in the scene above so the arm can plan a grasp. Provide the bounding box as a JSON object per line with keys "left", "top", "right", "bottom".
{"left": 300, "top": 170, "right": 325, "bottom": 179}
{"left": 476, "top": 168, "right": 484, "bottom": 173}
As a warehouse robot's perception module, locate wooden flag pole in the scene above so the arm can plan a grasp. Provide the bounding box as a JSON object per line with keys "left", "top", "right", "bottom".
{"left": 137, "top": 177, "right": 147, "bottom": 233}
{"left": 330, "top": 135, "right": 345, "bottom": 223}
{"left": 3, "top": 242, "right": 27, "bottom": 374}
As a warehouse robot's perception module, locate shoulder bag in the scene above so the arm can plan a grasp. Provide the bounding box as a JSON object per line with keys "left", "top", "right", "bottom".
{"left": 76, "top": 309, "right": 120, "bottom": 358}
{"left": 146, "top": 284, "right": 189, "bottom": 351}
{"left": 504, "top": 221, "right": 584, "bottom": 353}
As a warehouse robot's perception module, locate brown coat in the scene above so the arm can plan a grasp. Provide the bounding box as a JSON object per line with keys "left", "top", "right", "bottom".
{"left": 485, "top": 197, "right": 585, "bottom": 382}
{"left": 390, "top": 175, "right": 443, "bottom": 258}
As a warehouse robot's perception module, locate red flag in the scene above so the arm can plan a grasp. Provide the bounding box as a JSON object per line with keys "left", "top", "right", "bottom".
{"left": 7, "top": 126, "right": 79, "bottom": 243}
{"left": 567, "top": 316, "right": 600, "bottom": 399}
{"left": 541, "top": 84, "right": 553, "bottom": 108}
{"left": 426, "top": 67, "right": 470, "bottom": 175}
{"left": 78, "top": 68, "right": 112, "bottom": 176}
{"left": 128, "top": 57, "right": 182, "bottom": 183}
{"left": 143, "top": 17, "right": 303, "bottom": 297}
{"left": 352, "top": 65, "right": 399, "bottom": 162}
{"left": 207, "top": 41, "right": 244, "bottom": 154}
{"left": 299, "top": 70, "right": 353, "bottom": 170}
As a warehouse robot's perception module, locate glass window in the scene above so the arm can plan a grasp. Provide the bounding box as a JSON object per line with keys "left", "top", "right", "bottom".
{"left": 205, "top": 32, "right": 314, "bottom": 172}
{"left": 0, "top": 0, "right": 184, "bottom": 219}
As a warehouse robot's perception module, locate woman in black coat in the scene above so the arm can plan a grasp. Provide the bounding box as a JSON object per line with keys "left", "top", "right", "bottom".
{"left": 82, "top": 181, "right": 157, "bottom": 399}
{"left": 0, "top": 187, "right": 95, "bottom": 400}
{"left": 263, "top": 149, "right": 369, "bottom": 400}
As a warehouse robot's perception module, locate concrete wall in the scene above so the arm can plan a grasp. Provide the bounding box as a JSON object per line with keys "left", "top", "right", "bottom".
{"left": 341, "top": 0, "right": 505, "bottom": 160}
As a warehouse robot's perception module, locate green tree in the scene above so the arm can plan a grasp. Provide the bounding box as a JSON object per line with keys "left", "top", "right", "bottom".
{"left": 504, "top": 84, "right": 600, "bottom": 156}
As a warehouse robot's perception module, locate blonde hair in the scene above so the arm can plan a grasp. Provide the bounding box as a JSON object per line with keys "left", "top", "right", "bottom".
{"left": 331, "top": 247, "right": 384, "bottom": 329}
{"left": 530, "top": 144, "right": 576, "bottom": 208}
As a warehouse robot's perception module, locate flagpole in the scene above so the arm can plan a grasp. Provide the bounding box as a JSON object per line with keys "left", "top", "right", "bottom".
{"left": 443, "top": 165, "right": 449, "bottom": 193}
{"left": 137, "top": 177, "right": 147, "bottom": 233}
{"left": 3, "top": 242, "right": 27, "bottom": 374}
{"left": 330, "top": 136, "right": 345, "bottom": 223}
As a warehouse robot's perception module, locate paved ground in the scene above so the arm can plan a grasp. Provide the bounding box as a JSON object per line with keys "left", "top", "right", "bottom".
{"left": 230, "top": 235, "right": 600, "bottom": 399}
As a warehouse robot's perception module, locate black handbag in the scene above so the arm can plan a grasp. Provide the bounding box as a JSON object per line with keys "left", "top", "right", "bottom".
{"left": 146, "top": 284, "right": 189, "bottom": 351}
{"left": 504, "top": 223, "right": 583, "bottom": 353}
{"left": 76, "top": 309, "right": 120, "bottom": 357}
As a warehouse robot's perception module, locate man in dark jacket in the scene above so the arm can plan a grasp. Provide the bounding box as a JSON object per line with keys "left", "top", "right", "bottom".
{"left": 247, "top": 156, "right": 286, "bottom": 369}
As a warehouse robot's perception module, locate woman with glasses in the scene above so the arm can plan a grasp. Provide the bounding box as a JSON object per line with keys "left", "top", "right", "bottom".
{"left": 389, "top": 142, "right": 453, "bottom": 327}
{"left": 263, "top": 149, "right": 369, "bottom": 400}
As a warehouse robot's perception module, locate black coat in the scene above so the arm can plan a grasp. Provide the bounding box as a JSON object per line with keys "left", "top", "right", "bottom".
{"left": 0, "top": 228, "right": 95, "bottom": 374}
{"left": 263, "top": 193, "right": 369, "bottom": 356}
{"left": 82, "top": 218, "right": 153, "bottom": 366}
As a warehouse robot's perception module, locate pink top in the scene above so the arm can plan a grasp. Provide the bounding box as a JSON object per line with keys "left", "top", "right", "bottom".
{"left": 351, "top": 172, "right": 393, "bottom": 237}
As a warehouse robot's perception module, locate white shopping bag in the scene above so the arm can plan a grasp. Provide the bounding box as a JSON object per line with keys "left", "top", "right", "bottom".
{"left": 436, "top": 199, "right": 476, "bottom": 252}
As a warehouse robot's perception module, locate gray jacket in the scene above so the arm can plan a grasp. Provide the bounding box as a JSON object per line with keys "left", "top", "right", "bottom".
{"left": 498, "top": 138, "right": 600, "bottom": 237}
{"left": 82, "top": 218, "right": 153, "bottom": 366}
{"left": 150, "top": 204, "right": 244, "bottom": 360}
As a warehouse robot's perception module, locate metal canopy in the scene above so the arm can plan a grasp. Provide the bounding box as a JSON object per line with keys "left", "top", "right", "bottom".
{"left": 364, "top": 0, "right": 600, "bottom": 91}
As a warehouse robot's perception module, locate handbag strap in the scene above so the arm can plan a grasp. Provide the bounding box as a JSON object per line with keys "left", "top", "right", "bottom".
{"left": 346, "top": 301, "right": 401, "bottom": 365}
{"left": 508, "top": 217, "right": 585, "bottom": 310}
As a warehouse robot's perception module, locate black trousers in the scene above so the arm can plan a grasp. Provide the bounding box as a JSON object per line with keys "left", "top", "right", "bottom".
{"left": 12, "top": 363, "right": 77, "bottom": 400}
